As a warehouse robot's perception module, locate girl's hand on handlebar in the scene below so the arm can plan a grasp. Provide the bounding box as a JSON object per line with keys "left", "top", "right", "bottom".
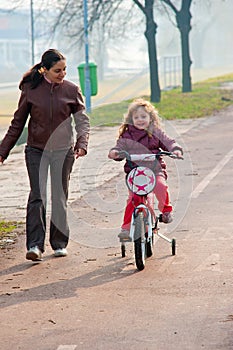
{"left": 172, "top": 150, "right": 183, "bottom": 159}
{"left": 108, "top": 150, "right": 120, "bottom": 159}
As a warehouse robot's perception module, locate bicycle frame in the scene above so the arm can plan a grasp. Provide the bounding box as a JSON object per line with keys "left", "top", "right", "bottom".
{"left": 129, "top": 201, "right": 154, "bottom": 241}
{"left": 116, "top": 151, "right": 180, "bottom": 269}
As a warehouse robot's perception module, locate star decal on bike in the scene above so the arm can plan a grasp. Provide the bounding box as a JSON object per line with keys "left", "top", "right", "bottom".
{"left": 128, "top": 176, "right": 134, "bottom": 185}
{"left": 135, "top": 184, "right": 148, "bottom": 192}
{"left": 135, "top": 169, "right": 147, "bottom": 177}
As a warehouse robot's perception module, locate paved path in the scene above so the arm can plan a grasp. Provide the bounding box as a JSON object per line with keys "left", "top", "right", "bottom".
{"left": 1, "top": 106, "right": 233, "bottom": 350}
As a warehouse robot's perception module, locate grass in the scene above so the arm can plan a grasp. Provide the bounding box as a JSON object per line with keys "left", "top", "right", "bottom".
{"left": 0, "top": 221, "right": 17, "bottom": 234}
{"left": 0, "top": 221, "right": 18, "bottom": 248}
{"left": 89, "top": 73, "right": 233, "bottom": 126}
{"left": 1, "top": 73, "right": 233, "bottom": 128}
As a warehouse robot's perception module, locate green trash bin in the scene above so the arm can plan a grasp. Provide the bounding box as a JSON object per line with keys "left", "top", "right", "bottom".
{"left": 78, "top": 62, "right": 98, "bottom": 96}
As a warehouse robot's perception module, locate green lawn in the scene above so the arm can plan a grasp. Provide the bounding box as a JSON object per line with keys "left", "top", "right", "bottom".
{"left": 89, "top": 73, "right": 233, "bottom": 126}
{"left": 0, "top": 221, "right": 18, "bottom": 248}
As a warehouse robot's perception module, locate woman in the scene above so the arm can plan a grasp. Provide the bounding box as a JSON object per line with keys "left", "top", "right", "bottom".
{"left": 0, "top": 49, "right": 90, "bottom": 261}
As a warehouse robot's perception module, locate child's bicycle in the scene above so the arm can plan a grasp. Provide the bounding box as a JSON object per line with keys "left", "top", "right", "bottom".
{"left": 117, "top": 150, "right": 182, "bottom": 271}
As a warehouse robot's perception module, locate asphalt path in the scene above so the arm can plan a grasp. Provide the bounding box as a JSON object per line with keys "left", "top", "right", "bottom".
{"left": 0, "top": 106, "right": 233, "bottom": 349}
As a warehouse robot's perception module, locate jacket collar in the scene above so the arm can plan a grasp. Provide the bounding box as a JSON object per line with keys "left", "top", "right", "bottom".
{"left": 43, "top": 76, "right": 62, "bottom": 88}
{"left": 127, "top": 124, "right": 148, "bottom": 140}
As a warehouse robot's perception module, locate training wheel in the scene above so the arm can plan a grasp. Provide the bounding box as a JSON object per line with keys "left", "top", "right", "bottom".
{"left": 121, "top": 243, "right": 126, "bottom": 258}
{"left": 171, "top": 238, "right": 176, "bottom": 255}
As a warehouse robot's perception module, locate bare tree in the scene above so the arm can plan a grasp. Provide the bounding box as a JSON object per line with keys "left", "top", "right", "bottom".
{"left": 133, "top": 0, "right": 161, "bottom": 102}
{"left": 35, "top": 0, "right": 162, "bottom": 102}
{"left": 5, "top": 0, "right": 193, "bottom": 98}
{"left": 39, "top": 0, "right": 193, "bottom": 95}
{"left": 160, "top": 0, "right": 193, "bottom": 92}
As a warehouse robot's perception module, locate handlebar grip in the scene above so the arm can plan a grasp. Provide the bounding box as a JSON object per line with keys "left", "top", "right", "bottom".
{"left": 118, "top": 150, "right": 130, "bottom": 160}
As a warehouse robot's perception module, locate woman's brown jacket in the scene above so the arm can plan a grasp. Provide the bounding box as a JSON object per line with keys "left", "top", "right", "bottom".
{"left": 0, "top": 78, "right": 90, "bottom": 159}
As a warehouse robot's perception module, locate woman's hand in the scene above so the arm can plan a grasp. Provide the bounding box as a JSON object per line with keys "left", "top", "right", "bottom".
{"left": 75, "top": 148, "right": 86, "bottom": 158}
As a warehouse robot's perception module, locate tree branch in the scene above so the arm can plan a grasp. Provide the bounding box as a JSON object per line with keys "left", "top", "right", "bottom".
{"left": 160, "top": 0, "right": 178, "bottom": 15}
{"left": 132, "top": 0, "right": 146, "bottom": 15}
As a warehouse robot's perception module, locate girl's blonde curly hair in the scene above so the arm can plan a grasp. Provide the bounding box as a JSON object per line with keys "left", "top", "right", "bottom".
{"left": 118, "top": 98, "right": 162, "bottom": 137}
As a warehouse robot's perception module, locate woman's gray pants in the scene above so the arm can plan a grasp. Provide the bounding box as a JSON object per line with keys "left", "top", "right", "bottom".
{"left": 25, "top": 146, "right": 75, "bottom": 252}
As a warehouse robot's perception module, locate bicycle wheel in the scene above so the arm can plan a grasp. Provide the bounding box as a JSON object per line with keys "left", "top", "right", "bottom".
{"left": 134, "top": 212, "right": 146, "bottom": 271}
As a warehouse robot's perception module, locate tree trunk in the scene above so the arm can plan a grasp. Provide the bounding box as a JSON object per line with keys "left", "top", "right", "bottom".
{"left": 176, "top": 0, "right": 192, "bottom": 92}
{"left": 144, "top": 0, "right": 161, "bottom": 102}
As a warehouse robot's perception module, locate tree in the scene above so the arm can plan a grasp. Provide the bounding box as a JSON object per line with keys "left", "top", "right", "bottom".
{"left": 160, "top": 0, "right": 193, "bottom": 92}
{"left": 7, "top": 0, "right": 193, "bottom": 98}
{"left": 133, "top": 0, "right": 161, "bottom": 102}
{"left": 50, "top": 0, "right": 162, "bottom": 102}
{"left": 47, "top": 0, "right": 192, "bottom": 95}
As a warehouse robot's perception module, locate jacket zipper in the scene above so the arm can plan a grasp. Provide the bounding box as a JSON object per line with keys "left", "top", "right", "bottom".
{"left": 49, "top": 84, "right": 54, "bottom": 151}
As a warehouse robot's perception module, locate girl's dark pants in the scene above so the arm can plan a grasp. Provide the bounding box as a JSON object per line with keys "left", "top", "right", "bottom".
{"left": 25, "top": 146, "right": 75, "bottom": 252}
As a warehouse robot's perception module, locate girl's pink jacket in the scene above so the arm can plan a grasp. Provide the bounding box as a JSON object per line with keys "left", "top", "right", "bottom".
{"left": 110, "top": 124, "right": 183, "bottom": 178}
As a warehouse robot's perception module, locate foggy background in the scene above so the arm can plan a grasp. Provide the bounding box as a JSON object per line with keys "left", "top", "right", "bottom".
{"left": 0, "top": 0, "right": 233, "bottom": 90}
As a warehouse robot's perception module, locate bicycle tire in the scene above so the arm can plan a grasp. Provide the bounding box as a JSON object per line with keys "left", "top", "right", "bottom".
{"left": 134, "top": 212, "right": 145, "bottom": 271}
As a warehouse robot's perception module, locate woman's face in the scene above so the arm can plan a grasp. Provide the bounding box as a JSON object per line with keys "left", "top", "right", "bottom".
{"left": 44, "top": 59, "right": 66, "bottom": 83}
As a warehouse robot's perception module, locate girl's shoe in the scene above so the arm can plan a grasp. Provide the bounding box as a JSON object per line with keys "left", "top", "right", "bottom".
{"left": 54, "top": 248, "right": 68, "bottom": 257}
{"left": 26, "top": 246, "right": 42, "bottom": 261}
{"left": 161, "top": 212, "right": 173, "bottom": 224}
{"left": 118, "top": 229, "right": 131, "bottom": 241}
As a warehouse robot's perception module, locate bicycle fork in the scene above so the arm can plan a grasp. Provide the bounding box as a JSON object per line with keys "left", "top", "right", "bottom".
{"left": 129, "top": 204, "right": 153, "bottom": 241}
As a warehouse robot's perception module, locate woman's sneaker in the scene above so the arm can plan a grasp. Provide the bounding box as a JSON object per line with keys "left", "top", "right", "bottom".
{"left": 26, "top": 246, "right": 42, "bottom": 261}
{"left": 118, "top": 229, "right": 131, "bottom": 241}
{"left": 54, "top": 248, "right": 68, "bottom": 257}
{"left": 161, "top": 212, "right": 173, "bottom": 224}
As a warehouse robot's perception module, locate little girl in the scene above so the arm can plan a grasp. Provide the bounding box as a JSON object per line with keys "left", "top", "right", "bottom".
{"left": 108, "top": 98, "right": 183, "bottom": 240}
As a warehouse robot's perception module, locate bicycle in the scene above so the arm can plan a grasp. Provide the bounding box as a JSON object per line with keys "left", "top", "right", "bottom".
{"left": 116, "top": 150, "right": 182, "bottom": 271}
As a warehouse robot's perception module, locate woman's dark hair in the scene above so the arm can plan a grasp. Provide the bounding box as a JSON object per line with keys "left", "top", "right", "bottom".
{"left": 19, "top": 49, "right": 66, "bottom": 90}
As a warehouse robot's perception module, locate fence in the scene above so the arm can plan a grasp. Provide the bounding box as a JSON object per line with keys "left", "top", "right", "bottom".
{"left": 161, "top": 56, "right": 181, "bottom": 90}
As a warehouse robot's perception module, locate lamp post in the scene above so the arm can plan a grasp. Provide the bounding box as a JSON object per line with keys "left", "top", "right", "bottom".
{"left": 83, "top": 0, "right": 91, "bottom": 113}
{"left": 30, "top": 0, "right": 35, "bottom": 65}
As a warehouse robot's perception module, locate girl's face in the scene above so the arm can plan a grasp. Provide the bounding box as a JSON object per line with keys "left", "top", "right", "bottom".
{"left": 132, "top": 107, "right": 150, "bottom": 130}
{"left": 44, "top": 59, "right": 67, "bottom": 83}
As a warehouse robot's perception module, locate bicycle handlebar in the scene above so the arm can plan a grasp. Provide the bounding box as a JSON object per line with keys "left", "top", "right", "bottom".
{"left": 117, "top": 150, "right": 183, "bottom": 161}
